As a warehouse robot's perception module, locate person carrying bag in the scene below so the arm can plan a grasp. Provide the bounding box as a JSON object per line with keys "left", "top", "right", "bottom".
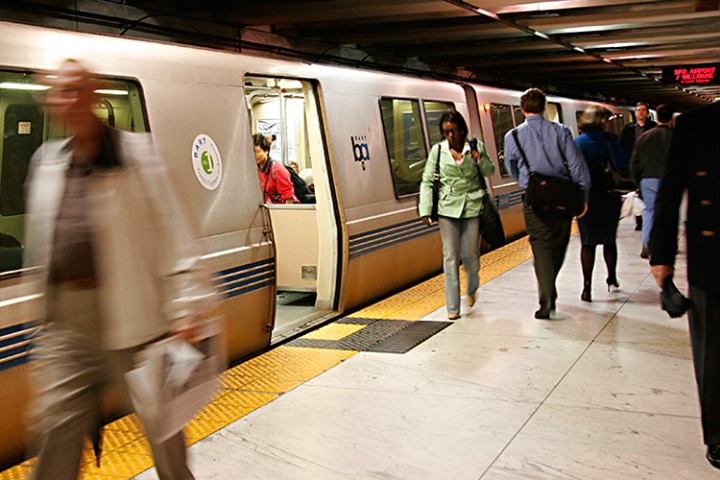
{"left": 418, "top": 111, "right": 495, "bottom": 320}
{"left": 504, "top": 88, "right": 591, "bottom": 319}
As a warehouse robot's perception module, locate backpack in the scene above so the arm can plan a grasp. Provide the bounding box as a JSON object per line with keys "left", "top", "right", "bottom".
{"left": 270, "top": 160, "right": 311, "bottom": 203}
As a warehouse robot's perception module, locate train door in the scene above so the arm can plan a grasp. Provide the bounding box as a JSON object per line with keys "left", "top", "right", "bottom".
{"left": 244, "top": 75, "right": 339, "bottom": 343}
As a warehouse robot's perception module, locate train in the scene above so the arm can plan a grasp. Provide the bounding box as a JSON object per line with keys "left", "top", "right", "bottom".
{"left": 0, "top": 20, "right": 634, "bottom": 467}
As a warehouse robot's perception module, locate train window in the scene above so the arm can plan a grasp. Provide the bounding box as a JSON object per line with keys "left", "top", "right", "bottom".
{"left": 546, "top": 102, "right": 563, "bottom": 124}
{"left": 607, "top": 112, "right": 626, "bottom": 135}
{"left": 423, "top": 100, "right": 455, "bottom": 145}
{"left": 513, "top": 105, "right": 525, "bottom": 126}
{"left": 380, "top": 97, "right": 428, "bottom": 198}
{"left": 490, "top": 104, "right": 514, "bottom": 178}
{"left": 0, "top": 70, "right": 146, "bottom": 252}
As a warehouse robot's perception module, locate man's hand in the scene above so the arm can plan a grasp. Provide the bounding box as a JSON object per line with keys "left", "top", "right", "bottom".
{"left": 651, "top": 265, "right": 674, "bottom": 289}
{"left": 421, "top": 216, "right": 433, "bottom": 227}
{"left": 171, "top": 314, "right": 206, "bottom": 343}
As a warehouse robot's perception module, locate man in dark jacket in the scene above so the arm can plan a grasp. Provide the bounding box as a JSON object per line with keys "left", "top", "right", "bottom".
{"left": 650, "top": 102, "right": 720, "bottom": 470}
{"left": 630, "top": 104, "right": 674, "bottom": 258}
{"left": 620, "top": 102, "right": 658, "bottom": 157}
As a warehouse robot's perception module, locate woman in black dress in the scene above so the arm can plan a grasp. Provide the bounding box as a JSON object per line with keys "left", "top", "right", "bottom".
{"left": 574, "top": 106, "right": 629, "bottom": 301}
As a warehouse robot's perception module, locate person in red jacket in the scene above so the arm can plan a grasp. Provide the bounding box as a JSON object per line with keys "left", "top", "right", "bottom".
{"left": 253, "top": 133, "right": 296, "bottom": 204}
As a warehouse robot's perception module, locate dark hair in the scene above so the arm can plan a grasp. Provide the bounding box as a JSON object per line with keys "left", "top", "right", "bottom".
{"left": 253, "top": 133, "right": 271, "bottom": 152}
{"left": 520, "top": 88, "right": 546, "bottom": 114}
{"left": 635, "top": 102, "right": 650, "bottom": 109}
{"left": 438, "top": 110, "right": 468, "bottom": 138}
{"left": 578, "top": 105, "right": 611, "bottom": 133}
{"left": 656, "top": 104, "right": 674, "bottom": 123}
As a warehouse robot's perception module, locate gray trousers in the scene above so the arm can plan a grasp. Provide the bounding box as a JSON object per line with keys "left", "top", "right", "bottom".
{"left": 523, "top": 202, "right": 572, "bottom": 309}
{"left": 28, "top": 286, "right": 194, "bottom": 480}
{"left": 438, "top": 215, "right": 480, "bottom": 315}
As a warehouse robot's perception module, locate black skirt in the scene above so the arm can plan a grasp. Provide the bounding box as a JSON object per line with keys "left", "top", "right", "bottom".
{"left": 578, "top": 192, "right": 622, "bottom": 246}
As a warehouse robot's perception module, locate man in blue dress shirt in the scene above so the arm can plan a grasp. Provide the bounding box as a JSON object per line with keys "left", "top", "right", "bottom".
{"left": 504, "top": 88, "right": 590, "bottom": 319}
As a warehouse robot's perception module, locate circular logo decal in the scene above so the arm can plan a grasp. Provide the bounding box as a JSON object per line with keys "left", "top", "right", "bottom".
{"left": 192, "top": 134, "right": 223, "bottom": 190}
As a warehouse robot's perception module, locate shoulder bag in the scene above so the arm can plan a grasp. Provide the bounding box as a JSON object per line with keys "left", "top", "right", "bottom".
{"left": 601, "top": 136, "right": 636, "bottom": 193}
{"left": 417, "top": 144, "right": 441, "bottom": 221}
{"left": 602, "top": 161, "right": 636, "bottom": 193}
{"left": 475, "top": 163, "right": 505, "bottom": 248}
{"left": 512, "top": 129, "right": 584, "bottom": 219}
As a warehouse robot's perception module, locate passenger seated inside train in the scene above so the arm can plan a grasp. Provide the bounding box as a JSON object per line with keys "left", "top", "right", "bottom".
{"left": 298, "top": 168, "right": 316, "bottom": 204}
{"left": 0, "top": 232, "right": 22, "bottom": 272}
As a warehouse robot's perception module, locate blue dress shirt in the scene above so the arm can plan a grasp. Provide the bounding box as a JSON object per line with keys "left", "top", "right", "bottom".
{"left": 504, "top": 115, "right": 591, "bottom": 201}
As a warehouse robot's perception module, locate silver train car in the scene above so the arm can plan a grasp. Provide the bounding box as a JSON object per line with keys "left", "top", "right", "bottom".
{"left": 0, "top": 21, "right": 633, "bottom": 466}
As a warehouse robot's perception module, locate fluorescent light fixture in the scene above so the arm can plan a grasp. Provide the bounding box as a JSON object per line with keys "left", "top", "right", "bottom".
{"left": 574, "top": 46, "right": 586, "bottom": 53}
{"left": 0, "top": 82, "right": 49, "bottom": 91}
{"left": 476, "top": 8, "right": 499, "bottom": 20}
{"left": 534, "top": 31, "right": 550, "bottom": 40}
{"left": 95, "top": 89, "right": 128, "bottom": 95}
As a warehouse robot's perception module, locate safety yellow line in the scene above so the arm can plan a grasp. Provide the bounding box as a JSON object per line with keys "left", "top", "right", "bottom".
{"left": 1, "top": 232, "right": 543, "bottom": 480}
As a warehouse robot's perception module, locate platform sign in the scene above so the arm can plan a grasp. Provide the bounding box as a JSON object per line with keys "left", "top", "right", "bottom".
{"left": 662, "top": 64, "right": 719, "bottom": 86}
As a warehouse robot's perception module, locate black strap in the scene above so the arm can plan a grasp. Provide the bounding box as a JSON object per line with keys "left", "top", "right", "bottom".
{"left": 511, "top": 129, "right": 532, "bottom": 173}
{"left": 512, "top": 127, "right": 571, "bottom": 176}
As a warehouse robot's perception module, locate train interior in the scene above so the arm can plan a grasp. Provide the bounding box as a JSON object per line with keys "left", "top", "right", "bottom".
{"left": 244, "top": 75, "right": 340, "bottom": 343}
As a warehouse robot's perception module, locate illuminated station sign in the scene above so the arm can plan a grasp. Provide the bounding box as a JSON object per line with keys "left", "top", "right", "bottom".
{"left": 662, "top": 64, "right": 719, "bottom": 86}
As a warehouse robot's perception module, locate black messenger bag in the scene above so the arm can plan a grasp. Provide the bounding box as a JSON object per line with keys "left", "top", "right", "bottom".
{"left": 512, "top": 129, "right": 584, "bottom": 219}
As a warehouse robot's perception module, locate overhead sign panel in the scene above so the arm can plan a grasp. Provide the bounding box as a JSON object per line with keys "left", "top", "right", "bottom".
{"left": 662, "top": 64, "right": 719, "bottom": 86}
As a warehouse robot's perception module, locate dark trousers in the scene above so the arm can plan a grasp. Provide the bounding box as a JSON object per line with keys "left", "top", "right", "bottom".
{"left": 688, "top": 286, "right": 720, "bottom": 445}
{"left": 523, "top": 202, "right": 572, "bottom": 309}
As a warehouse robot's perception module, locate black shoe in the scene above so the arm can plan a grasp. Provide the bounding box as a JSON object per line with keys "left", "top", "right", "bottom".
{"left": 534, "top": 308, "right": 550, "bottom": 319}
{"left": 707, "top": 444, "right": 720, "bottom": 469}
{"left": 581, "top": 281, "right": 592, "bottom": 302}
{"left": 606, "top": 277, "right": 619, "bottom": 291}
{"left": 640, "top": 246, "right": 650, "bottom": 259}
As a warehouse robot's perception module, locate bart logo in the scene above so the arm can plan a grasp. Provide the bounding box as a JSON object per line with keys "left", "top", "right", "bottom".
{"left": 351, "top": 135, "right": 370, "bottom": 170}
{"left": 192, "top": 134, "right": 223, "bottom": 190}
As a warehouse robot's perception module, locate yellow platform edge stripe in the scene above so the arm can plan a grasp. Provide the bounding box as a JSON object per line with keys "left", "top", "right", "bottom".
{"left": 1, "top": 232, "right": 543, "bottom": 480}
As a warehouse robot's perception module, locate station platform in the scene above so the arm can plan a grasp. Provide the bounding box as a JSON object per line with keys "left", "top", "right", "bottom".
{"left": 3, "top": 216, "right": 714, "bottom": 479}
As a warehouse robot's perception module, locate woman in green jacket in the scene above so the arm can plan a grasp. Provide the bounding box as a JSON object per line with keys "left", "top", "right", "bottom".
{"left": 418, "top": 111, "right": 496, "bottom": 319}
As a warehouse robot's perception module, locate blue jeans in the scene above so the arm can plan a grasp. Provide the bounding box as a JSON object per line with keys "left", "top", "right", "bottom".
{"left": 438, "top": 216, "right": 480, "bottom": 315}
{"left": 640, "top": 178, "right": 661, "bottom": 248}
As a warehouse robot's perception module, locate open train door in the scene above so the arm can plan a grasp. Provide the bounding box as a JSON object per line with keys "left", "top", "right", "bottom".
{"left": 244, "top": 75, "right": 342, "bottom": 343}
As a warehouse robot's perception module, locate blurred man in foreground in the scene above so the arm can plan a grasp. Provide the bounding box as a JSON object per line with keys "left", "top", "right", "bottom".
{"left": 650, "top": 101, "right": 720, "bottom": 470}
{"left": 24, "top": 59, "right": 216, "bottom": 480}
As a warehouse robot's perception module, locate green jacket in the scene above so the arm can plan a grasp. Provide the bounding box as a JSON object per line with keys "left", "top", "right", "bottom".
{"left": 418, "top": 140, "right": 496, "bottom": 219}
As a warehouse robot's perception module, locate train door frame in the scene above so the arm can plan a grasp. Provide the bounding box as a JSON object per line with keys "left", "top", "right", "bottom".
{"left": 243, "top": 74, "right": 343, "bottom": 343}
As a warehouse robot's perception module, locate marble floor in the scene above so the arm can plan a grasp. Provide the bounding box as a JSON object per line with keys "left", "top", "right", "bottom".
{"left": 136, "top": 218, "right": 716, "bottom": 479}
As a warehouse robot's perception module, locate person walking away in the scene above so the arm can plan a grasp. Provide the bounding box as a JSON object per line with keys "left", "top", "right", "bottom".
{"left": 630, "top": 105, "right": 674, "bottom": 259}
{"left": 418, "top": 111, "right": 495, "bottom": 320}
{"left": 649, "top": 101, "right": 720, "bottom": 470}
{"left": 24, "top": 59, "right": 217, "bottom": 480}
{"left": 253, "top": 133, "right": 296, "bottom": 204}
{"left": 504, "top": 88, "right": 591, "bottom": 319}
{"left": 574, "top": 106, "right": 629, "bottom": 302}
